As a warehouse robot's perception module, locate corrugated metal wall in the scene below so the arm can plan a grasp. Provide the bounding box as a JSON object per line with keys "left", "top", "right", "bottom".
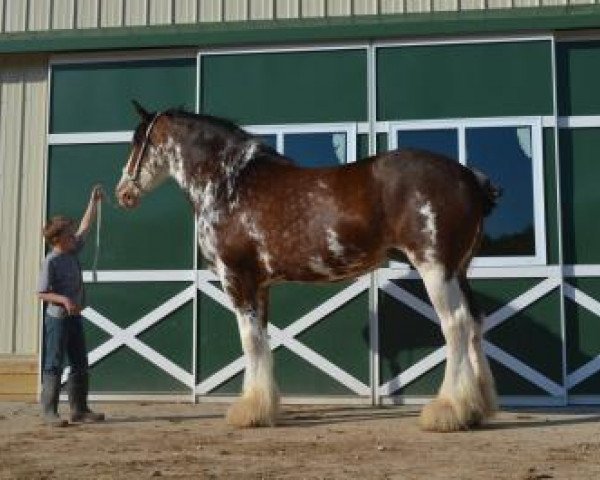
{"left": 0, "top": 0, "right": 594, "bottom": 33}
{"left": 0, "top": 54, "right": 47, "bottom": 356}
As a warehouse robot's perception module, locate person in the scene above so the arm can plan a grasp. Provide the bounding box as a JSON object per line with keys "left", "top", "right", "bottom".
{"left": 37, "top": 185, "right": 105, "bottom": 427}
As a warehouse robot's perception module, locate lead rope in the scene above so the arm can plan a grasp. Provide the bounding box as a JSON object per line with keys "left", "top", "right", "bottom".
{"left": 92, "top": 191, "right": 102, "bottom": 283}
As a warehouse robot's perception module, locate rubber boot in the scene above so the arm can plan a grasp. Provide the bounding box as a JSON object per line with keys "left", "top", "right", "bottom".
{"left": 67, "top": 372, "right": 105, "bottom": 423}
{"left": 40, "top": 373, "right": 68, "bottom": 427}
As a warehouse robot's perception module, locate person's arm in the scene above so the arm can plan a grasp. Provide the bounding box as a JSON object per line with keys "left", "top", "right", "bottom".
{"left": 76, "top": 185, "right": 104, "bottom": 238}
{"left": 37, "top": 292, "right": 81, "bottom": 316}
{"left": 37, "top": 259, "right": 81, "bottom": 315}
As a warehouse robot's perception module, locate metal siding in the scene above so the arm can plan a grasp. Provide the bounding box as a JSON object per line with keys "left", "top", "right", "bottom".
{"left": 4, "top": 0, "right": 27, "bottom": 32}
{"left": 125, "top": 0, "right": 148, "bottom": 26}
{"left": 461, "top": 0, "right": 485, "bottom": 9}
{"left": 100, "top": 0, "right": 124, "bottom": 27}
{"left": 381, "top": 0, "right": 404, "bottom": 13}
{"left": 77, "top": 0, "right": 100, "bottom": 29}
{"left": 0, "top": 63, "right": 23, "bottom": 354}
{"left": 353, "top": 0, "right": 377, "bottom": 14}
{"left": 15, "top": 64, "right": 47, "bottom": 354}
{"left": 149, "top": 0, "right": 173, "bottom": 25}
{"left": 224, "top": 0, "right": 248, "bottom": 21}
{"left": 52, "top": 0, "right": 75, "bottom": 30}
{"left": 490, "top": 0, "right": 519, "bottom": 7}
{"left": 406, "top": 0, "right": 431, "bottom": 13}
{"left": 250, "top": 0, "right": 274, "bottom": 19}
{"left": 199, "top": 0, "right": 223, "bottom": 22}
{"left": 328, "top": 0, "right": 352, "bottom": 16}
{"left": 28, "top": 0, "right": 51, "bottom": 31}
{"left": 275, "top": 0, "right": 300, "bottom": 17}
{"left": 174, "top": 0, "right": 196, "bottom": 23}
{"left": 434, "top": 0, "right": 459, "bottom": 11}
{"left": 0, "top": 55, "right": 47, "bottom": 355}
{"left": 301, "top": 0, "right": 326, "bottom": 17}
{"left": 0, "top": 0, "right": 594, "bottom": 33}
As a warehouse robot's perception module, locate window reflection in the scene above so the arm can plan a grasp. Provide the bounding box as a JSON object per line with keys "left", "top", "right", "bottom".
{"left": 466, "top": 126, "right": 535, "bottom": 256}
{"left": 397, "top": 129, "right": 459, "bottom": 161}
{"left": 257, "top": 134, "right": 277, "bottom": 150}
{"left": 283, "top": 132, "right": 347, "bottom": 167}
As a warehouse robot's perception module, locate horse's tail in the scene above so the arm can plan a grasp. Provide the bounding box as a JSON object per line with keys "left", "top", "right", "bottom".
{"left": 469, "top": 167, "right": 502, "bottom": 217}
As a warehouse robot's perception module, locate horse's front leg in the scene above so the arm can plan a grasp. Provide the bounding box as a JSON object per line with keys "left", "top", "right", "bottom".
{"left": 221, "top": 275, "right": 279, "bottom": 427}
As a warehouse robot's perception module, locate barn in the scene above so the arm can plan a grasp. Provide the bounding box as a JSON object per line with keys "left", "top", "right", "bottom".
{"left": 1, "top": 0, "right": 600, "bottom": 410}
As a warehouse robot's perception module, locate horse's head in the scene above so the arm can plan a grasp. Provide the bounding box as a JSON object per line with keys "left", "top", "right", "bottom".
{"left": 116, "top": 101, "right": 171, "bottom": 209}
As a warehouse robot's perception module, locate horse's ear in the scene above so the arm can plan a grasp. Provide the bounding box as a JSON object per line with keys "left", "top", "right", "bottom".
{"left": 131, "top": 100, "right": 151, "bottom": 121}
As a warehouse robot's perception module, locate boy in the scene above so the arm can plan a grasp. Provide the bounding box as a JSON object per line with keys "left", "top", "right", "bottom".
{"left": 37, "top": 185, "right": 105, "bottom": 427}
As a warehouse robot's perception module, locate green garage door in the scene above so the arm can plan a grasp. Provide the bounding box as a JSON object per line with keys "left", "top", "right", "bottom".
{"left": 48, "top": 57, "right": 196, "bottom": 395}
{"left": 196, "top": 48, "right": 372, "bottom": 398}
{"left": 557, "top": 41, "right": 600, "bottom": 400}
{"left": 376, "top": 40, "right": 565, "bottom": 403}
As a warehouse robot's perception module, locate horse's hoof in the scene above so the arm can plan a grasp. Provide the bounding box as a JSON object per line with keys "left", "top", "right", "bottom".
{"left": 226, "top": 388, "right": 278, "bottom": 428}
{"left": 419, "top": 397, "right": 484, "bottom": 432}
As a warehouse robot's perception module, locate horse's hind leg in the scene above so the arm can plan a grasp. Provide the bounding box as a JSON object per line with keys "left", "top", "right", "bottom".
{"left": 222, "top": 274, "right": 279, "bottom": 427}
{"left": 416, "top": 262, "right": 488, "bottom": 432}
{"left": 458, "top": 274, "right": 498, "bottom": 418}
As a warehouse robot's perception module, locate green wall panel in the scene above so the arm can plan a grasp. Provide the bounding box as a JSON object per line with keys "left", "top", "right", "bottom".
{"left": 543, "top": 128, "right": 560, "bottom": 265}
{"left": 379, "top": 278, "right": 561, "bottom": 395}
{"left": 557, "top": 41, "right": 600, "bottom": 116}
{"left": 89, "top": 347, "right": 188, "bottom": 393}
{"left": 379, "top": 289, "right": 445, "bottom": 388}
{"left": 489, "top": 359, "right": 549, "bottom": 396}
{"left": 377, "top": 41, "right": 553, "bottom": 120}
{"left": 198, "top": 282, "right": 369, "bottom": 394}
{"left": 197, "top": 289, "right": 239, "bottom": 382}
{"left": 392, "top": 362, "right": 444, "bottom": 396}
{"left": 51, "top": 58, "right": 196, "bottom": 133}
{"left": 565, "top": 278, "right": 600, "bottom": 395}
{"left": 138, "top": 301, "right": 194, "bottom": 373}
{"left": 48, "top": 144, "right": 193, "bottom": 270}
{"left": 210, "top": 348, "right": 355, "bottom": 396}
{"left": 84, "top": 282, "right": 193, "bottom": 392}
{"left": 559, "top": 128, "right": 600, "bottom": 264}
{"left": 200, "top": 50, "right": 367, "bottom": 124}
{"left": 297, "top": 291, "right": 369, "bottom": 385}
{"left": 486, "top": 290, "right": 563, "bottom": 384}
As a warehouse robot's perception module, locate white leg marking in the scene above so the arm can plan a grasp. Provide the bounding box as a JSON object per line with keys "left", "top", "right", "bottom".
{"left": 418, "top": 263, "right": 485, "bottom": 431}
{"left": 227, "top": 307, "right": 278, "bottom": 427}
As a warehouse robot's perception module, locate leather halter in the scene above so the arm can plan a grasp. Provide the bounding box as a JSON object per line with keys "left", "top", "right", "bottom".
{"left": 122, "top": 112, "right": 162, "bottom": 190}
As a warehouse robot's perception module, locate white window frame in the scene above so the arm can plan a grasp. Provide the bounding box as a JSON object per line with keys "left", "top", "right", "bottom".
{"left": 388, "top": 116, "right": 546, "bottom": 268}
{"left": 244, "top": 123, "right": 358, "bottom": 164}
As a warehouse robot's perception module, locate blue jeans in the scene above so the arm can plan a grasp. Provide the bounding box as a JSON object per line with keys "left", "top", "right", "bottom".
{"left": 42, "top": 314, "right": 89, "bottom": 377}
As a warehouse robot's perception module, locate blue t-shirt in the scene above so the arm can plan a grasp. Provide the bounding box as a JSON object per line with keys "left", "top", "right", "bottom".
{"left": 37, "top": 237, "right": 85, "bottom": 319}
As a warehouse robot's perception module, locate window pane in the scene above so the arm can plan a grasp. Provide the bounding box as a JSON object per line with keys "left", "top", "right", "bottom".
{"left": 283, "top": 132, "right": 346, "bottom": 167}
{"left": 256, "top": 134, "right": 277, "bottom": 150}
{"left": 466, "top": 126, "right": 535, "bottom": 256}
{"left": 396, "top": 129, "right": 458, "bottom": 161}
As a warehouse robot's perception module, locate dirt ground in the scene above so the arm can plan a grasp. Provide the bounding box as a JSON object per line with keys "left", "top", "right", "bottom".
{"left": 1, "top": 402, "right": 600, "bottom": 480}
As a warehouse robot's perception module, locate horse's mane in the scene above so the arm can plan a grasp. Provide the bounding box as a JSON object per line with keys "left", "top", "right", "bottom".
{"left": 164, "top": 108, "right": 251, "bottom": 140}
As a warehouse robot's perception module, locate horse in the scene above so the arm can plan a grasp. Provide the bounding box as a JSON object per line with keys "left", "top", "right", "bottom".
{"left": 116, "top": 101, "right": 501, "bottom": 432}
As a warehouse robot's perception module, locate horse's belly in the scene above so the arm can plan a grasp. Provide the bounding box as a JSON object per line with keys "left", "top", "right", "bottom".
{"left": 276, "top": 249, "right": 382, "bottom": 283}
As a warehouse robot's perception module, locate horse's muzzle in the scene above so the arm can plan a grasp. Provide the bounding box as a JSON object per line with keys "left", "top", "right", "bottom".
{"left": 116, "top": 182, "right": 141, "bottom": 209}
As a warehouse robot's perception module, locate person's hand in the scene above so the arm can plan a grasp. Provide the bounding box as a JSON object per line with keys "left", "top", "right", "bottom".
{"left": 91, "top": 184, "right": 104, "bottom": 204}
{"left": 63, "top": 298, "right": 82, "bottom": 316}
